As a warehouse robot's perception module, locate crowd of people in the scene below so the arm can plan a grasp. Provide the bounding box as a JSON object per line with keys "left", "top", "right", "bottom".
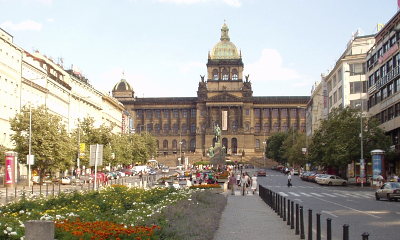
{"left": 228, "top": 171, "right": 258, "bottom": 195}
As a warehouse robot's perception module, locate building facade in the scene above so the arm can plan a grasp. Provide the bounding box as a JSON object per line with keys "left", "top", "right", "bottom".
{"left": 0, "top": 27, "right": 127, "bottom": 150}
{"left": 112, "top": 24, "right": 309, "bottom": 160}
{"left": 366, "top": 11, "right": 400, "bottom": 175}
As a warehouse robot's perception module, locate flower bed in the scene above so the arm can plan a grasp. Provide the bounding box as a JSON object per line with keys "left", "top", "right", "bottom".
{"left": 0, "top": 185, "right": 194, "bottom": 239}
{"left": 189, "top": 184, "right": 221, "bottom": 189}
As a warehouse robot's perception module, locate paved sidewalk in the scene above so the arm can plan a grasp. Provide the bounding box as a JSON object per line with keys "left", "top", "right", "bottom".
{"left": 214, "top": 190, "right": 299, "bottom": 240}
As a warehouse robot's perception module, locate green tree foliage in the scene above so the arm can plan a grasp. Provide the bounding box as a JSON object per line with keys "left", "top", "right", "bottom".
{"left": 308, "top": 107, "right": 391, "bottom": 170}
{"left": 266, "top": 132, "right": 288, "bottom": 164}
{"left": 282, "top": 130, "right": 308, "bottom": 167}
{"left": 10, "top": 105, "right": 75, "bottom": 178}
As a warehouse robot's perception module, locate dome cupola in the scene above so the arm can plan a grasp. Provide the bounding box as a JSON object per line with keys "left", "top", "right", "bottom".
{"left": 210, "top": 23, "right": 240, "bottom": 60}
{"left": 112, "top": 78, "right": 134, "bottom": 98}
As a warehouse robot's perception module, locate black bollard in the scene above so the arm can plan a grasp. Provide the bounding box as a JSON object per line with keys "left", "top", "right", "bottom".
{"left": 343, "top": 224, "right": 349, "bottom": 240}
{"left": 308, "top": 209, "right": 313, "bottom": 240}
{"left": 300, "top": 206, "right": 305, "bottom": 239}
{"left": 295, "top": 203, "right": 299, "bottom": 235}
{"left": 291, "top": 201, "right": 294, "bottom": 229}
{"left": 361, "top": 232, "right": 369, "bottom": 240}
{"left": 316, "top": 213, "right": 321, "bottom": 240}
{"left": 283, "top": 197, "right": 286, "bottom": 221}
{"left": 280, "top": 195, "right": 284, "bottom": 218}
{"left": 287, "top": 199, "right": 291, "bottom": 225}
{"left": 327, "top": 218, "right": 332, "bottom": 240}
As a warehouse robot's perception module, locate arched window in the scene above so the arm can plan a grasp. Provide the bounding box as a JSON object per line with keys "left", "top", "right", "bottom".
{"left": 245, "top": 122, "right": 250, "bottom": 131}
{"left": 147, "top": 123, "right": 153, "bottom": 132}
{"left": 222, "top": 68, "right": 229, "bottom": 80}
{"left": 263, "top": 123, "right": 270, "bottom": 134}
{"left": 255, "top": 123, "right": 260, "bottom": 133}
{"left": 172, "top": 140, "right": 177, "bottom": 149}
{"left": 182, "top": 139, "right": 187, "bottom": 150}
{"left": 212, "top": 69, "right": 219, "bottom": 80}
{"left": 232, "top": 69, "right": 238, "bottom": 80}
{"left": 255, "top": 139, "right": 260, "bottom": 149}
{"left": 191, "top": 123, "right": 196, "bottom": 133}
{"left": 163, "top": 140, "right": 168, "bottom": 149}
{"left": 190, "top": 139, "right": 196, "bottom": 152}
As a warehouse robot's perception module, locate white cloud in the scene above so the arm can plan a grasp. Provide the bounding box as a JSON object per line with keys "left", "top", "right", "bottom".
{"left": 47, "top": 18, "right": 54, "bottom": 22}
{"left": 157, "top": 0, "right": 241, "bottom": 7}
{"left": 0, "top": 20, "right": 42, "bottom": 31}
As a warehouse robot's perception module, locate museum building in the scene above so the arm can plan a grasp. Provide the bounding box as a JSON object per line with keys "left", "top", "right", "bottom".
{"left": 112, "top": 23, "right": 309, "bottom": 159}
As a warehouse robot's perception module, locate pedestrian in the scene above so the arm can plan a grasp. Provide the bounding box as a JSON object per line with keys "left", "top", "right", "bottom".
{"left": 236, "top": 172, "right": 241, "bottom": 186}
{"left": 287, "top": 173, "right": 292, "bottom": 187}
{"left": 377, "top": 174, "right": 384, "bottom": 187}
{"left": 251, "top": 173, "right": 258, "bottom": 194}
{"left": 239, "top": 173, "right": 247, "bottom": 195}
{"left": 228, "top": 173, "right": 236, "bottom": 195}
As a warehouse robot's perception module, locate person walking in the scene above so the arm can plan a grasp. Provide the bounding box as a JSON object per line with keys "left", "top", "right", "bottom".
{"left": 251, "top": 173, "right": 258, "bottom": 194}
{"left": 240, "top": 173, "right": 249, "bottom": 196}
{"left": 287, "top": 173, "right": 292, "bottom": 187}
{"left": 236, "top": 172, "right": 241, "bottom": 186}
{"left": 228, "top": 173, "right": 236, "bottom": 195}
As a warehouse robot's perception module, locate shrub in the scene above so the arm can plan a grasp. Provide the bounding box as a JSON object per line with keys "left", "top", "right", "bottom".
{"left": 189, "top": 184, "right": 221, "bottom": 189}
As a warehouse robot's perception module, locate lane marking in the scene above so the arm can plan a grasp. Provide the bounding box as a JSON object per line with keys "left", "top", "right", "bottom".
{"left": 310, "top": 193, "right": 324, "bottom": 197}
{"left": 300, "top": 192, "right": 312, "bottom": 197}
{"left": 311, "top": 196, "right": 381, "bottom": 219}
{"left": 294, "top": 198, "right": 303, "bottom": 202}
{"left": 289, "top": 192, "right": 300, "bottom": 197}
{"left": 321, "top": 210, "right": 338, "bottom": 218}
{"left": 321, "top": 193, "right": 337, "bottom": 197}
{"left": 279, "top": 192, "right": 289, "bottom": 197}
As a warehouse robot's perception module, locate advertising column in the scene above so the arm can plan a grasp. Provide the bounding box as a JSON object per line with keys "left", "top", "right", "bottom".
{"left": 4, "top": 151, "right": 17, "bottom": 187}
{"left": 371, "top": 149, "right": 385, "bottom": 187}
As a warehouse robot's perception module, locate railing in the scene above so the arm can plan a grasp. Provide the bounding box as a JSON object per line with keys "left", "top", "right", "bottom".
{"left": 369, "top": 64, "right": 400, "bottom": 93}
{"left": 258, "top": 185, "right": 370, "bottom": 240}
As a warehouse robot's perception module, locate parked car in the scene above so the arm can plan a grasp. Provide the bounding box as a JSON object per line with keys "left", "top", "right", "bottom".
{"left": 120, "top": 168, "right": 134, "bottom": 176}
{"left": 257, "top": 169, "right": 267, "bottom": 177}
{"left": 61, "top": 176, "right": 80, "bottom": 185}
{"left": 161, "top": 167, "right": 170, "bottom": 173}
{"left": 375, "top": 182, "right": 400, "bottom": 201}
{"left": 316, "top": 175, "right": 347, "bottom": 186}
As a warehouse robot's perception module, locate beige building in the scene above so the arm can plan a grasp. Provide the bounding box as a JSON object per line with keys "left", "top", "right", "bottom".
{"left": 0, "top": 29, "right": 23, "bottom": 149}
{"left": 307, "top": 79, "right": 328, "bottom": 136}
{"left": 112, "top": 23, "right": 309, "bottom": 163}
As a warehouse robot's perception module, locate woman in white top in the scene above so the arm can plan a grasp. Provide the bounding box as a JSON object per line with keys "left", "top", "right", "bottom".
{"left": 251, "top": 174, "right": 258, "bottom": 194}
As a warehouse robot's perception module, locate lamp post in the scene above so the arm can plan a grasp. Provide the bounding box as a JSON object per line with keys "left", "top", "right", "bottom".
{"left": 179, "top": 131, "right": 182, "bottom": 166}
{"left": 346, "top": 70, "right": 364, "bottom": 187}
{"left": 26, "top": 76, "right": 45, "bottom": 187}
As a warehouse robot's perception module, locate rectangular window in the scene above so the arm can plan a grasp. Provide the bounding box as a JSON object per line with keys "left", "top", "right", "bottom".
{"left": 263, "top": 109, "right": 270, "bottom": 118}
{"left": 327, "top": 81, "right": 332, "bottom": 93}
{"left": 390, "top": 36, "right": 396, "bottom": 46}
{"left": 191, "top": 109, "right": 196, "bottom": 118}
{"left": 182, "top": 110, "right": 187, "bottom": 118}
{"left": 388, "top": 83, "right": 393, "bottom": 96}
{"left": 395, "top": 53, "right": 400, "bottom": 67}
{"left": 388, "top": 106, "right": 394, "bottom": 120}
{"left": 349, "top": 63, "right": 364, "bottom": 75}
{"left": 246, "top": 109, "right": 250, "bottom": 115}
{"left": 350, "top": 81, "right": 362, "bottom": 94}
{"left": 387, "top": 58, "right": 393, "bottom": 73}
{"left": 395, "top": 103, "right": 400, "bottom": 117}
{"left": 381, "top": 65, "right": 387, "bottom": 77}
{"left": 254, "top": 108, "right": 261, "bottom": 117}
{"left": 338, "top": 68, "right": 343, "bottom": 82}
{"left": 155, "top": 110, "right": 161, "bottom": 118}
{"left": 382, "top": 87, "right": 387, "bottom": 99}
{"left": 136, "top": 110, "right": 143, "bottom": 118}
{"left": 332, "top": 75, "right": 337, "bottom": 87}
{"left": 146, "top": 110, "right": 152, "bottom": 119}
{"left": 338, "top": 86, "right": 343, "bottom": 100}
{"left": 376, "top": 91, "right": 381, "bottom": 103}
{"left": 163, "top": 110, "right": 169, "bottom": 118}
{"left": 333, "top": 91, "right": 337, "bottom": 103}
{"left": 395, "top": 79, "right": 400, "bottom": 92}
{"left": 173, "top": 110, "right": 179, "bottom": 118}
{"left": 329, "top": 96, "right": 332, "bottom": 108}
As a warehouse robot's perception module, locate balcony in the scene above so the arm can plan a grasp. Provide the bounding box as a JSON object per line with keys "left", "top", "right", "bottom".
{"left": 370, "top": 65, "right": 400, "bottom": 93}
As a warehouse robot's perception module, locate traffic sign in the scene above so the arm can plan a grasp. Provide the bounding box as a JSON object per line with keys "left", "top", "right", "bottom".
{"left": 89, "top": 144, "right": 103, "bottom": 166}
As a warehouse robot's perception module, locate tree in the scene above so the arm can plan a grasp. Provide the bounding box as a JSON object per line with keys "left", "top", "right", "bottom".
{"left": 10, "top": 105, "right": 75, "bottom": 180}
{"left": 308, "top": 107, "right": 391, "bottom": 172}
{"left": 266, "top": 132, "right": 288, "bottom": 165}
{"left": 282, "top": 131, "right": 308, "bottom": 167}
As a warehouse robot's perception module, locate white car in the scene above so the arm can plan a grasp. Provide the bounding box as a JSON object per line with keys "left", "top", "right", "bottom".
{"left": 316, "top": 175, "right": 347, "bottom": 186}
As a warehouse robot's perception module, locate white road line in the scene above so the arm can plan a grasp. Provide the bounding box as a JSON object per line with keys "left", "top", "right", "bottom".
{"left": 321, "top": 193, "right": 337, "bottom": 197}
{"left": 332, "top": 193, "right": 347, "bottom": 197}
{"left": 321, "top": 210, "right": 338, "bottom": 218}
{"left": 289, "top": 192, "right": 300, "bottom": 196}
{"left": 310, "top": 193, "right": 324, "bottom": 197}
{"left": 294, "top": 198, "right": 303, "bottom": 202}
{"left": 311, "top": 196, "right": 381, "bottom": 219}
{"left": 300, "top": 192, "right": 312, "bottom": 197}
{"left": 279, "top": 192, "right": 289, "bottom": 197}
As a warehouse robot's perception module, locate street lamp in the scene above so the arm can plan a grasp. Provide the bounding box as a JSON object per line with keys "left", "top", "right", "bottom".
{"left": 346, "top": 70, "right": 364, "bottom": 187}
{"left": 27, "top": 76, "right": 46, "bottom": 187}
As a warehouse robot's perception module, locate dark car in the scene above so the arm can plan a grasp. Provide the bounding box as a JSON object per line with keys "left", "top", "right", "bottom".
{"left": 257, "top": 169, "right": 267, "bottom": 177}
{"left": 375, "top": 182, "right": 400, "bottom": 201}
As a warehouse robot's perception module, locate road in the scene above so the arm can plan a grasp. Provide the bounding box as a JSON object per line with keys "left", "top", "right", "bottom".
{"left": 258, "top": 170, "right": 400, "bottom": 240}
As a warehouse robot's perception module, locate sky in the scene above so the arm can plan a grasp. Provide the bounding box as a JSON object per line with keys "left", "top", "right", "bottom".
{"left": 0, "top": 0, "right": 398, "bottom": 97}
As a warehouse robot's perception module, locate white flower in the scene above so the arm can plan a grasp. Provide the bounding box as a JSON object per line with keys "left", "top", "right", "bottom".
{"left": 3, "top": 230, "right": 7, "bottom": 234}
{"left": 6, "top": 227, "right": 12, "bottom": 232}
{"left": 10, "top": 232, "right": 17, "bottom": 236}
